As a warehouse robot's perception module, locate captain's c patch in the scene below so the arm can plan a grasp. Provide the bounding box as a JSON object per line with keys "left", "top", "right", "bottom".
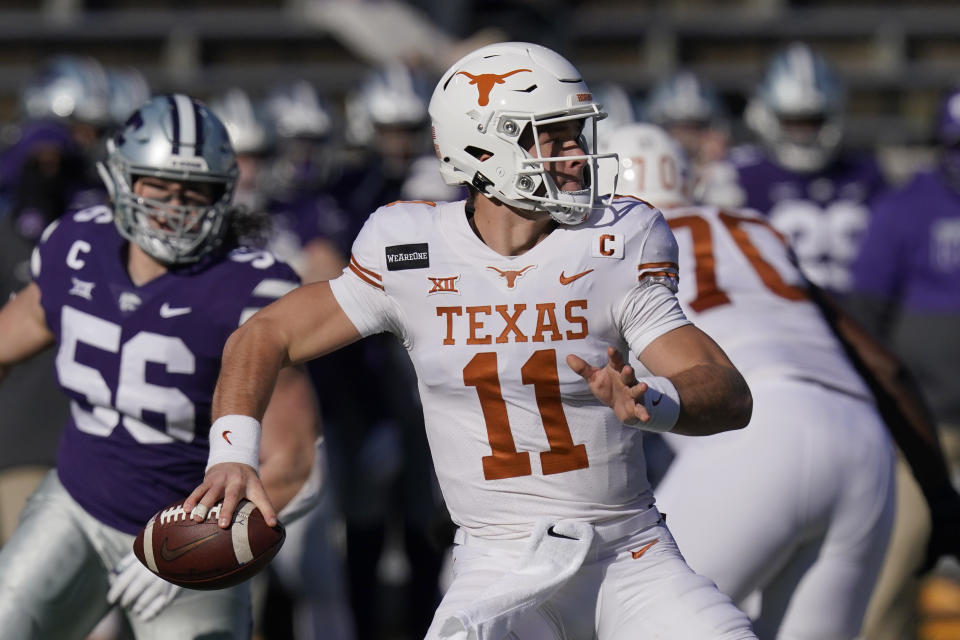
{"left": 592, "top": 233, "right": 624, "bottom": 259}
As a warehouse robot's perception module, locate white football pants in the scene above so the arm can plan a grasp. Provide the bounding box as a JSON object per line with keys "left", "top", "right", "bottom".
{"left": 657, "top": 377, "right": 896, "bottom": 639}
{"left": 0, "top": 471, "right": 251, "bottom": 640}
{"left": 427, "top": 513, "right": 757, "bottom": 640}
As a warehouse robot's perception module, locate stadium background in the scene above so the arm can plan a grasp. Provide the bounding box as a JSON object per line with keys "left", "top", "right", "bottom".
{"left": 3, "top": 0, "right": 960, "bottom": 181}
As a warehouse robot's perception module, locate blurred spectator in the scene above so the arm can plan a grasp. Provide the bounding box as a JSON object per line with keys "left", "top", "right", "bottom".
{"left": 104, "top": 67, "right": 151, "bottom": 131}
{"left": 849, "top": 86, "right": 960, "bottom": 472}
{"left": 707, "top": 42, "right": 888, "bottom": 295}
{"left": 261, "top": 80, "right": 336, "bottom": 201}
{"left": 324, "top": 61, "right": 455, "bottom": 640}
{"left": 19, "top": 55, "right": 112, "bottom": 163}
{"left": 210, "top": 84, "right": 355, "bottom": 640}
{"left": 210, "top": 87, "right": 276, "bottom": 213}
{"left": 841, "top": 84, "right": 960, "bottom": 640}
{"left": 590, "top": 81, "right": 637, "bottom": 152}
{"left": 642, "top": 70, "right": 733, "bottom": 205}
{"left": 0, "top": 63, "right": 112, "bottom": 547}
{"left": 0, "top": 122, "right": 80, "bottom": 545}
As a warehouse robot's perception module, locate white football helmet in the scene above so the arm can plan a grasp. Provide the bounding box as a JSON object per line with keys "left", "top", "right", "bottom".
{"left": 345, "top": 63, "right": 431, "bottom": 147}
{"left": 106, "top": 66, "right": 151, "bottom": 128}
{"left": 20, "top": 55, "right": 111, "bottom": 127}
{"left": 745, "top": 42, "right": 845, "bottom": 173}
{"left": 210, "top": 87, "right": 273, "bottom": 156}
{"left": 643, "top": 70, "right": 726, "bottom": 129}
{"left": 97, "top": 94, "right": 238, "bottom": 265}
{"left": 428, "top": 41, "right": 617, "bottom": 225}
{"left": 598, "top": 123, "right": 692, "bottom": 209}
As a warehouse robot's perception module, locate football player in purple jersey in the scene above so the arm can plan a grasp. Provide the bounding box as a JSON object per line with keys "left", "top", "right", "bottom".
{"left": 703, "top": 42, "right": 888, "bottom": 295}
{"left": 0, "top": 94, "right": 320, "bottom": 640}
{"left": 848, "top": 87, "right": 960, "bottom": 638}
{"left": 850, "top": 86, "right": 960, "bottom": 465}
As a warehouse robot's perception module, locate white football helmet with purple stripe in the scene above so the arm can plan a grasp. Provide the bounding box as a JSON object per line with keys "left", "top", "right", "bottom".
{"left": 97, "top": 94, "right": 238, "bottom": 265}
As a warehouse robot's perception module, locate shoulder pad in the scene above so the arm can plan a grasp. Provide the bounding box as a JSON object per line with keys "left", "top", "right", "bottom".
{"left": 70, "top": 205, "right": 114, "bottom": 225}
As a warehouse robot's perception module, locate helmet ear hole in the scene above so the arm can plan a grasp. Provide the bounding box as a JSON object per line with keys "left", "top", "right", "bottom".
{"left": 464, "top": 145, "right": 492, "bottom": 160}
{"left": 517, "top": 124, "right": 534, "bottom": 152}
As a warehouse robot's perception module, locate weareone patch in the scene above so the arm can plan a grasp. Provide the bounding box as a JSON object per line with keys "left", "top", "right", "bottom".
{"left": 385, "top": 243, "right": 430, "bottom": 271}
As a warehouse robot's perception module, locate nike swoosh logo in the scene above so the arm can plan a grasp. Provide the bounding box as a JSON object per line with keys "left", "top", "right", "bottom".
{"left": 159, "top": 532, "right": 220, "bottom": 562}
{"left": 222, "top": 431, "right": 233, "bottom": 445}
{"left": 160, "top": 302, "right": 192, "bottom": 318}
{"left": 651, "top": 392, "right": 663, "bottom": 407}
{"left": 546, "top": 525, "right": 578, "bottom": 540}
{"left": 631, "top": 538, "right": 659, "bottom": 559}
{"left": 559, "top": 269, "right": 594, "bottom": 285}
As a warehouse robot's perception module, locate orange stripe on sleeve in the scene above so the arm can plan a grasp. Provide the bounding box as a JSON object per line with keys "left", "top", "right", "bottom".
{"left": 349, "top": 263, "right": 385, "bottom": 291}
{"left": 385, "top": 200, "right": 436, "bottom": 207}
{"left": 349, "top": 255, "right": 382, "bottom": 282}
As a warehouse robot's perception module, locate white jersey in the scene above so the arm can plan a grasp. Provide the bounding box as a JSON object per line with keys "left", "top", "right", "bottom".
{"left": 663, "top": 204, "right": 871, "bottom": 399}
{"left": 330, "top": 197, "right": 689, "bottom": 539}
{"left": 655, "top": 203, "right": 894, "bottom": 637}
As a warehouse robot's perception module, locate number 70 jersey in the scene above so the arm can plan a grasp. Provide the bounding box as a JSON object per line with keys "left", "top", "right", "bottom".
{"left": 329, "top": 198, "right": 690, "bottom": 540}
{"left": 663, "top": 204, "right": 869, "bottom": 399}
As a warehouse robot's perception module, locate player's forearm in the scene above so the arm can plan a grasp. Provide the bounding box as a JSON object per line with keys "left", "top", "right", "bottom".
{"left": 260, "top": 446, "right": 314, "bottom": 513}
{"left": 811, "top": 285, "right": 951, "bottom": 492}
{"left": 0, "top": 283, "right": 54, "bottom": 379}
{"left": 259, "top": 367, "right": 320, "bottom": 512}
{"left": 670, "top": 363, "right": 753, "bottom": 436}
{"left": 212, "top": 317, "right": 290, "bottom": 422}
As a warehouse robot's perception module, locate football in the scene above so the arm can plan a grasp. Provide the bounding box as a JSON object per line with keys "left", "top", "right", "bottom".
{"left": 133, "top": 499, "right": 285, "bottom": 590}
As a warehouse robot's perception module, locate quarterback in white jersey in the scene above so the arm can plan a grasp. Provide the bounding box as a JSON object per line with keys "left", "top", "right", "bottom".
{"left": 602, "top": 123, "right": 895, "bottom": 639}
{"left": 188, "top": 43, "right": 757, "bottom": 639}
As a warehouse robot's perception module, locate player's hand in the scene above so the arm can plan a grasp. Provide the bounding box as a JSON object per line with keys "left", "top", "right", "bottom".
{"left": 567, "top": 347, "right": 651, "bottom": 426}
{"left": 183, "top": 462, "right": 277, "bottom": 529}
{"left": 107, "top": 552, "right": 180, "bottom": 620}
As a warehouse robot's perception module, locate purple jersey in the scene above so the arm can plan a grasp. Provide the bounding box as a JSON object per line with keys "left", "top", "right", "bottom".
{"left": 850, "top": 169, "right": 960, "bottom": 424}
{"left": 729, "top": 145, "right": 888, "bottom": 292}
{"left": 32, "top": 205, "right": 300, "bottom": 534}
{"left": 853, "top": 169, "right": 960, "bottom": 311}
{"left": 267, "top": 191, "right": 353, "bottom": 262}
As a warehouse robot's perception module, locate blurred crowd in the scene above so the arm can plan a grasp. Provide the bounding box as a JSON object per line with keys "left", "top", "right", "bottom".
{"left": 0, "top": 38, "right": 958, "bottom": 640}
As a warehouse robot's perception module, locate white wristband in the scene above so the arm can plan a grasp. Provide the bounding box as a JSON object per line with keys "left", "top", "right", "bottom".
{"left": 206, "top": 415, "right": 261, "bottom": 472}
{"left": 633, "top": 376, "right": 681, "bottom": 433}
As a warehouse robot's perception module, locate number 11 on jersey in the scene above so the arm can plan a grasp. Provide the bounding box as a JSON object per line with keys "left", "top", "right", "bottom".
{"left": 464, "top": 348, "right": 589, "bottom": 480}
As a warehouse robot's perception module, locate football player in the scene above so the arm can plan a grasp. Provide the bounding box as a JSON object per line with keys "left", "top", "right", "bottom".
{"left": 602, "top": 121, "right": 960, "bottom": 639}
{"left": 187, "top": 42, "right": 758, "bottom": 639}
{"left": 333, "top": 62, "right": 462, "bottom": 640}
{"left": 705, "top": 42, "right": 888, "bottom": 294}
{"left": 641, "top": 69, "right": 732, "bottom": 201}
{"left": 0, "top": 94, "right": 320, "bottom": 639}
{"left": 848, "top": 86, "right": 960, "bottom": 639}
